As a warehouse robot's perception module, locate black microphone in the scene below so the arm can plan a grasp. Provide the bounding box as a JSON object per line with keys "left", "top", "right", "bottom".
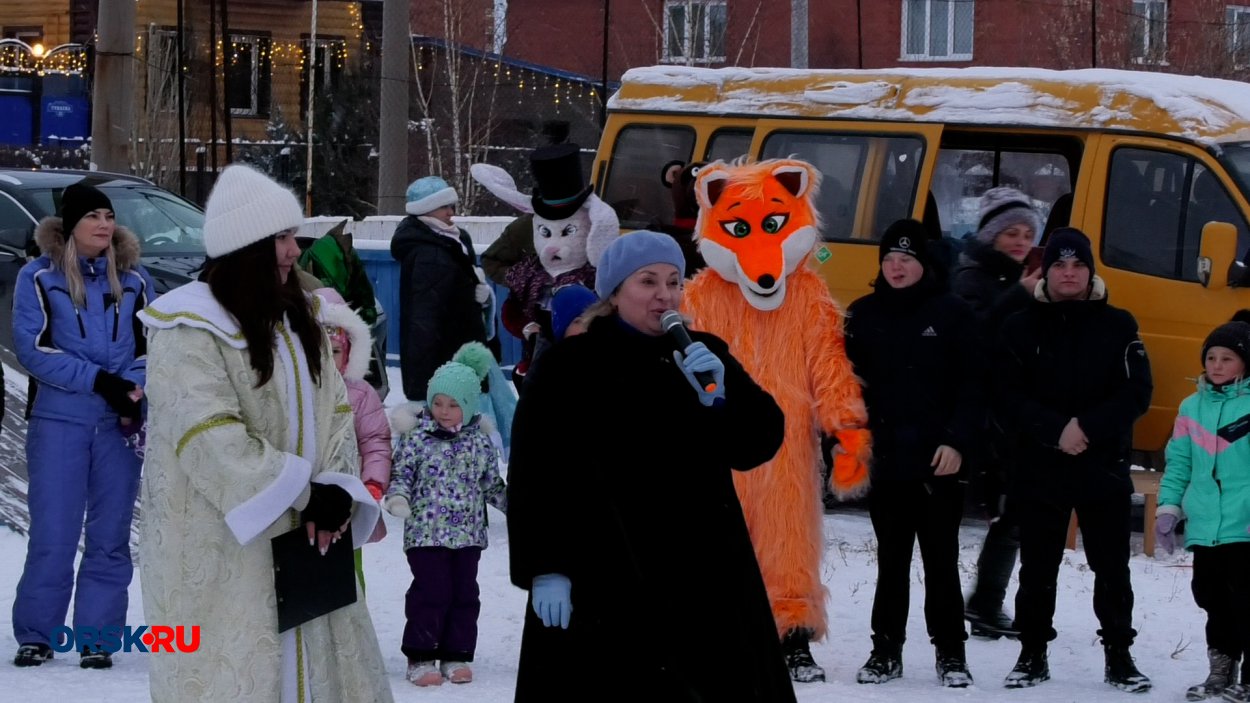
{"left": 661, "top": 310, "right": 717, "bottom": 393}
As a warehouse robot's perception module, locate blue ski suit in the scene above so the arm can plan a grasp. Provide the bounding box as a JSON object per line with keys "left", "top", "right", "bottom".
{"left": 10, "top": 218, "right": 156, "bottom": 650}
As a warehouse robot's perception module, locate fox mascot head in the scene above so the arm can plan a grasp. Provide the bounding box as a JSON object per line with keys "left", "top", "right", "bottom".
{"left": 694, "top": 159, "right": 821, "bottom": 311}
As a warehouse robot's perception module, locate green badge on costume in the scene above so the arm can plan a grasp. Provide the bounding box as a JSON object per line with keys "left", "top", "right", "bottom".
{"left": 814, "top": 246, "right": 832, "bottom": 264}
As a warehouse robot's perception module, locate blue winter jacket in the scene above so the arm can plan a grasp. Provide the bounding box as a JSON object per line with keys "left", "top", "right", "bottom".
{"left": 13, "top": 218, "right": 157, "bottom": 425}
{"left": 1159, "top": 376, "right": 1250, "bottom": 548}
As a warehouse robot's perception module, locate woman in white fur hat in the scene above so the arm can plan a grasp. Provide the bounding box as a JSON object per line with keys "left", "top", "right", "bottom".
{"left": 138, "top": 164, "right": 393, "bottom": 702}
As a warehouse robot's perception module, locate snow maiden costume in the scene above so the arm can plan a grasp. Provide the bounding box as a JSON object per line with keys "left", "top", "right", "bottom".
{"left": 138, "top": 164, "right": 392, "bottom": 703}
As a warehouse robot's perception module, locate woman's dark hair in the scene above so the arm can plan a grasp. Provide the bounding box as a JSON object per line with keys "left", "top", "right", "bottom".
{"left": 200, "top": 236, "right": 323, "bottom": 386}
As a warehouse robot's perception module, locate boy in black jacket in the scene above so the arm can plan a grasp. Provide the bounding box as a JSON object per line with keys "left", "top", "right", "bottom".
{"left": 996, "top": 227, "right": 1153, "bottom": 692}
{"left": 845, "top": 219, "right": 984, "bottom": 688}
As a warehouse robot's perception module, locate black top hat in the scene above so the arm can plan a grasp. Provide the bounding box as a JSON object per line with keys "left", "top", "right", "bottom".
{"left": 530, "top": 143, "right": 593, "bottom": 220}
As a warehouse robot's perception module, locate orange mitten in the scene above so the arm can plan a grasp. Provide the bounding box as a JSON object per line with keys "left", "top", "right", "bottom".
{"left": 831, "top": 428, "right": 872, "bottom": 499}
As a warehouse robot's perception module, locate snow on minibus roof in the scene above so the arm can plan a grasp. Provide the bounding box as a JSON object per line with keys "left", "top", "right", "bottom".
{"left": 607, "top": 66, "right": 1250, "bottom": 144}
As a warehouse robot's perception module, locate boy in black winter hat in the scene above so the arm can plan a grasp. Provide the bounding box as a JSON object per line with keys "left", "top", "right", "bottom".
{"left": 995, "top": 226, "right": 1154, "bottom": 692}
{"left": 845, "top": 218, "right": 984, "bottom": 688}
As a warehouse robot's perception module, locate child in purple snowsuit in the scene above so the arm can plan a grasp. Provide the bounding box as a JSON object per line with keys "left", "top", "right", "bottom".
{"left": 384, "top": 341, "right": 506, "bottom": 688}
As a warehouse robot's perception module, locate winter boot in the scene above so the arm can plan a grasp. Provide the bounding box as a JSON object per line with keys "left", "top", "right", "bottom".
{"left": 79, "top": 647, "right": 113, "bottom": 670}
{"left": 935, "top": 643, "right": 973, "bottom": 688}
{"left": 1104, "top": 644, "right": 1152, "bottom": 693}
{"left": 1003, "top": 644, "right": 1050, "bottom": 688}
{"left": 406, "top": 660, "right": 443, "bottom": 687}
{"left": 1187, "top": 649, "right": 1239, "bottom": 700}
{"left": 440, "top": 661, "right": 473, "bottom": 684}
{"left": 13, "top": 643, "right": 53, "bottom": 667}
{"left": 781, "top": 629, "right": 825, "bottom": 683}
{"left": 965, "top": 605, "right": 1020, "bottom": 640}
{"left": 856, "top": 643, "right": 903, "bottom": 684}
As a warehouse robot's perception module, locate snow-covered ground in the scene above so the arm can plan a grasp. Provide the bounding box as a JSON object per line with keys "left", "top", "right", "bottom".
{"left": 0, "top": 368, "right": 1217, "bottom": 701}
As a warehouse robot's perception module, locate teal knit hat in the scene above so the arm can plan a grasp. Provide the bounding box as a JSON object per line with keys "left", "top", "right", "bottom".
{"left": 427, "top": 342, "right": 494, "bottom": 418}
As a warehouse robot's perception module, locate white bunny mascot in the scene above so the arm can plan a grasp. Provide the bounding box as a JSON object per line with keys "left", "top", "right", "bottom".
{"left": 470, "top": 144, "right": 618, "bottom": 382}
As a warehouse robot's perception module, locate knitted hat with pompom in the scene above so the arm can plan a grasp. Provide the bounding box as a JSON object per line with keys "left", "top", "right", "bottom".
{"left": 427, "top": 342, "right": 494, "bottom": 418}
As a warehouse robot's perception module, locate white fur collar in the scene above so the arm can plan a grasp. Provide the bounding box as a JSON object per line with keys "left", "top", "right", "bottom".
{"left": 137, "top": 281, "right": 248, "bottom": 348}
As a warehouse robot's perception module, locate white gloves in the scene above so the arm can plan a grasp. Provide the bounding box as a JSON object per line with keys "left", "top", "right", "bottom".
{"left": 475, "top": 283, "right": 492, "bottom": 305}
{"left": 384, "top": 495, "right": 411, "bottom": 519}
{"left": 473, "top": 266, "right": 491, "bottom": 305}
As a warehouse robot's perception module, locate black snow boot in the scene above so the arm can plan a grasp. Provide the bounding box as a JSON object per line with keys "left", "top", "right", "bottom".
{"left": 856, "top": 640, "right": 903, "bottom": 684}
{"left": 780, "top": 629, "right": 825, "bottom": 683}
{"left": 1188, "top": 649, "right": 1239, "bottom": 700}
{"left": 13, "top": 643, "right": 53, "bottom": 667}
{"left": 1003, "top": 644, "right": 1049, "bottom": 688}
{"left": 935, "top": 643, "right": 973, "bottom": 688}
{"left": 80, "top": 646, "right": 113, "bottom": 670}
{"left": 965, "top": 605, "right": 1019, "bottom": 640}
{"left": 1105, "top": 644, "right": 1152, "bottom": 693}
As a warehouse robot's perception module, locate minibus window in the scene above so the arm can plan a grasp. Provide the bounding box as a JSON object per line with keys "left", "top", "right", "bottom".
{"left": 760, "top": 131, "right": 923, "bottom": 241}
{"left": 705, "top": 129, "right": 753, "bottom": 162}
{"left": 931, "top": 149, "right": 1072, "bottom": 241}
{"left": 1104, "top": 148, "right": 1250, "bottom": 281}
{"left": 601, "top": 124, "right": 696, "bottom": 230}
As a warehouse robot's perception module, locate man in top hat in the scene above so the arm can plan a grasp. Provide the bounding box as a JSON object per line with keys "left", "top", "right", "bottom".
{"left": 994, "top": 227, "right": 1154, "bottom": 693}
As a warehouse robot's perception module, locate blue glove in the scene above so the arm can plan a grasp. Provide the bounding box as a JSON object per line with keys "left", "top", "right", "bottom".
{"left": 531, "top": 573, "right": 572, "bottom": 629}
{"left": 1155, "top": 512, "right": 1180, "bottom": 555}
{"left": 673, "top": 342, "right": 726, "bottom": 407}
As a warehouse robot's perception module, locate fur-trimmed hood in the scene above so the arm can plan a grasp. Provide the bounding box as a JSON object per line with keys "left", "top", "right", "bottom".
{"left": 35, "top": 216, "right": 142, "bottom": 270}
{"left": 316, "top": 288, "right": 373, "bottom": 381}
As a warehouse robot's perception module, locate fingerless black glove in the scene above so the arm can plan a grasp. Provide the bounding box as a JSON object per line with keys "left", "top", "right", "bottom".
{"left": 301, "top": 483, "right": 353, "bottom": 530}
{"left": 93, "top": 371, "right": 140, "bottom": 420}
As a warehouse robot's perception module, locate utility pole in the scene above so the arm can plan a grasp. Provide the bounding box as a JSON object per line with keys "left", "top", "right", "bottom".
{"left": 221, "top": 0, "right": 233, "bottom": 164}
{"left": 305, "top": 0, "right": 318, "bottom": 215}
{"left": 90, "top": 0, "right": 136, "bottom": 172}
{"left": 177, "top": 0, "right": 187, "bottom": 194}
{"left": 600, "top": 0, "right": 610, "bottom": 129}
{"left": 1090, "top": 0, "right": 1098, "bottom": 68}
{"left": 791, "top": 0, "right": 808, "bottom": 68}
{"left": 376, "top": 0, "right": 409, "bottom": 215}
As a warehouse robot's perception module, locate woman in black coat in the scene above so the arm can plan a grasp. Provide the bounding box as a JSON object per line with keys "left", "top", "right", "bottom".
{"left": 845, "top": 219, "right": 984, "bottom": 688}
{"left": 949, "top": 186, "right": 1043, "bottom": 638}
{"left": 506, "top": 231, "right": 794, "bottom": 703}
{"left": 390, "top": 176, "right": 490, "bottom": 401}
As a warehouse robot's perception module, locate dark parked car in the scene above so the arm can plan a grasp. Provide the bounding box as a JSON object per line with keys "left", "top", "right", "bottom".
{"left": 0, "top": 169, "right": 388, "bottom": 398}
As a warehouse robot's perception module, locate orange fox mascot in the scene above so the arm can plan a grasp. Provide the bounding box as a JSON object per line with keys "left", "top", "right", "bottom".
{"left": 681, "top": 159, "right": 871, "bottom": 682}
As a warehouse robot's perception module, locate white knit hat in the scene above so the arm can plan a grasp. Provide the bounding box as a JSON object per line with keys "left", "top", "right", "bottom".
{"left": 203, "top": 164, "right": 305, "bottom": 258}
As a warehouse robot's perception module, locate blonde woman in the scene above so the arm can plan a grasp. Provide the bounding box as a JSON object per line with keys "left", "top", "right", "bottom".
{"left": 11, "top": 182, "right": 156, "bottom": 669}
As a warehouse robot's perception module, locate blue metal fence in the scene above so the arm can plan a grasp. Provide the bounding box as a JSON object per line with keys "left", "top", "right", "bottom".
{"left": 356, "top": 247, "right": 521, "bottom": 370}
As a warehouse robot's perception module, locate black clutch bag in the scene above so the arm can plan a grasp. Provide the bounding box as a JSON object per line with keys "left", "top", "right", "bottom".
{"left": 271, "top": 524, "right": 357, "bottom": 633}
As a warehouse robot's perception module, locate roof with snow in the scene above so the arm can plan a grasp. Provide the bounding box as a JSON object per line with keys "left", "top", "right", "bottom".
{"left": 607, "top": 66, "right": 1250, "bottom": 145}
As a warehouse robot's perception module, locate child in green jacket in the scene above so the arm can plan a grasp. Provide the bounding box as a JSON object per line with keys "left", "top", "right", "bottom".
{"left": 1157, "top": 321, "right": 1250, "bottom": 701}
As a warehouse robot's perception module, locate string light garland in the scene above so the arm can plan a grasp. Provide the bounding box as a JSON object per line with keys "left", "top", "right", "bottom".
{"left": 0, "top": 40, "right": 88, "bottom": 76}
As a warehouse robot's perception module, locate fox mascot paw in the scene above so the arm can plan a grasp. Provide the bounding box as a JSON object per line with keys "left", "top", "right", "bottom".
{"left": 831, "top": 429, "right": 872, "bottom": 499}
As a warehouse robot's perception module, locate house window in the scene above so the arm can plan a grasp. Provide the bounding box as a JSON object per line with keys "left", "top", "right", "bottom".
{"left": 225, "top": 33, "right": 271, "bottom": 117}
{"left": 1229, "top": 6, "right": 1250, "bottom": 68}
{"left": 1130, "top": 1, "right": 1168, "bottom": 64}
{"left": 662, "top": 0, "right": 727, "bottom": 64}
{"left": 901, "top": 0, "right": 974, "bottom": 61}
{"left": 2, "top": 26, "right": 43, "bottom": 48}
{"left": 299, "top": 37, "right": 346, "bottom": 115}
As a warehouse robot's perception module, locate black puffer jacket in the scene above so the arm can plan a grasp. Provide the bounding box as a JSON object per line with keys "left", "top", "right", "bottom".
{"left": 390, "top": 216, "right": 486, "bottom": 401}
{"left": 845, "top": 275, "right": 985, "bottom": 483}
{"left": 507, "top": 315, "right": 793, "bottom": 703}
{"left": 996, "top": 280, "right": 1152, "bottom": 498}
{"left": 951, "top": 241, "right": 1031, "bottom": 334}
